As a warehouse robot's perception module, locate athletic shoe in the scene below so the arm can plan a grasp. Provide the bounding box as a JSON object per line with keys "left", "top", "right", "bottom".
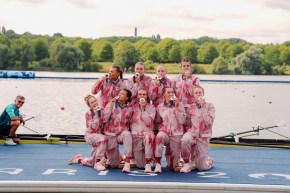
{"left": 94, "top": 162, "right": 106, "bottom": 171}
{"left": 4, "top": 138, "right": 17, "bottom": 146}
{"left": 81, "top": 158, "right": 93, "bottom": 166}
{"left": 144, "top": 164, "right": 152, "bottom": 173}
{"left": 12, "top": 138, "right": 20, "bottom": 144}
{"left": 180, "top": 163, "right": 191, "bottom": 173}
{"left": 206, "top": 157, "right": 214, "bottom": 168}
{"left": 122, "top": 162, "right": 130, "bottom": 173}
{"left": 154, "top": 163, "right": 162, "bottom": 173}
{"left": 68, "top": 154, "right": 82, "bottom": 165}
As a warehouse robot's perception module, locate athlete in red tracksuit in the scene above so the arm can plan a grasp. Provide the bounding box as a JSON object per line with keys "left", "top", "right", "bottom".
{"left": 92, "top": 66, "right": 127, "bottom": 108}
{"left": 180, "top": 86, "right": 215, "bottom": 173}
{"left": 101, "top": 89, "right": 133, "bottom": 173}
{"left": 131, "top": 89, "right": 156, "bottom": 173}
{"left": 149, "top": 64, "right": 174, "bottom": 107}
{"left": 127, "top": 62, "right": 152, "bottom": 105}
{"left": 68, "top": 95, "right": 108, "bottom": 171}
{"left": 154, "top": 86, "right": 186, "bottom": 173}
{"left": 148, "top": 64, "right": 174, "bottom": 166}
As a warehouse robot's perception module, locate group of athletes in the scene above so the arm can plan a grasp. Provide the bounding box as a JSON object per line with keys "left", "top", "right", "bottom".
{"left": 68, "top": 57, "right": 215, "bottom": 174}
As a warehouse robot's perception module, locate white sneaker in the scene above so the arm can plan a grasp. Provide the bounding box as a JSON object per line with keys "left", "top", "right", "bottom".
{"left": 122, "top": 162, "right": 130, "bottom": 173}
{"left": 154, "top": 163, "right": 162, "bottom": 173}
{"left": 144, "top": 164, "right": 152, "bottom": 173}
{"left": 206, "top": 157, "right": 214, "bottom": 168}
{"left": 4, "top": 138, "right": 17, "bottom": 146}
{"left": 81, "top": 158, "right": 93, "bottom": 166}
{"left": 68, "top": 154, "right": 82, "bottom": 165}
{"left": 94, "top": 162, "right": 106, "bottom": 171}
{"left": 180, "top": 163, "right": 191, "bottom": 173}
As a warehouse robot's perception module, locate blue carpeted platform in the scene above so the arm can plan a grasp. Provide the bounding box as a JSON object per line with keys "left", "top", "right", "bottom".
{"left": 0, "top": 143, "right": 289, "bottom": 186}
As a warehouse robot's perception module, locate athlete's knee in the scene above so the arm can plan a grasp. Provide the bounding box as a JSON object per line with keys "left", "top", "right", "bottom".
{"left": 11, "top": 120, "right": 21, "bottom": 127}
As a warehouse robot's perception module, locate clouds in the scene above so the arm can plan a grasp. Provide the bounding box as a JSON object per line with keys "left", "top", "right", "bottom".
{"left": 260, "top": 0, "right": 290, "bottom": 11}
{"left": 0, "top": 0, "right": 289, "bottom": 44}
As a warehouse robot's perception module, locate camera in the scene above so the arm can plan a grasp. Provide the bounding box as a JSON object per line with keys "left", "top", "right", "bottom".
{"left": 105, "top": 74, "right": 109, "bottom": 78}
{"left": 96, "top": 105, "right": 101, "bottom": 111}
{"left": 156, "top": 75, "right": 162, "bottom": 80}
{"left": 139, "top": 98, "right": 146, "bottom": 103}
{"left": 135, "top": 72, "right": 140, "bottom": 77}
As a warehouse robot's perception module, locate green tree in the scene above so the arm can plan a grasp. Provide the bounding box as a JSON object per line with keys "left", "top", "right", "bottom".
{"left": 225, "top": 44, "right": 244, "bottom": 61}
{"left": 168, "top": 44, "right": 181, "bottom": 63}
{"left": 5, "top": 29, "right": 19, "bottom": 39}
{"left": 0, "top": 44, "right": 13, "bottom": 69}
{"left": 156, "top": 38, "right": 179, "bottom": 62}
{"left": 55, "top": 43, "right": 84, "bottom": 71}
{"left": 92, "top": 40, "right": 114, "bottom": 62}
{"left": 33, "top": 37, "right": 49, "bottom": 61}
{"left": 180, "top": 40, "right": 198, "bottom": 63}
{"left": 195, "top": 36, "right": 218, "bottom": 45}
{"left": 261, "top": 45, "right": 281, "bottom": 74}
{"left": 113, "top": 41, "right": 140, "bottom": 72}
{"left": 232, "top": 46, "right": 263, "bottom": 75}
{"left": 280, "top": 46, "right": 290, "bottom": 65}
{"left": 74, "top": 39, "right": 92, "bottom": 62}
{"left": 134, "top": 39, "right": 155, "bottom": 61}
{"left": 0, "top": 35, "right": 11, "bottom": 47}
{"left": 11, "top": 38, "right": 35, "bottom": 69}
{"left": 211, "top": 56, "right": 229, "bottom": 74}
{"left": 145, "top": 47, "right": 159, "bottom": 62}
{"left": 282, "top": 41, "right": 290, "bottom": 47}
{"left": 197, "top": 43, "right": 219, "bottom": 63}
{"left": 216, "top": 40, "right": 231, "bottom": 58}
{"left": 262, "top": 45, "right": 281, "bottom": 65}
{"left": 49, "top": 37, "right": 69, "bottom": 65}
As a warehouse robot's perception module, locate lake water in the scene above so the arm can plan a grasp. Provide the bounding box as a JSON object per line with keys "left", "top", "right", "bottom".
{"left": 1, "top": 72, "right": 290, "bottom": 139}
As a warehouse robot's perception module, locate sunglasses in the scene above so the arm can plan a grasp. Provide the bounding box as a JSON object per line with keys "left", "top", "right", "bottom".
{"left": 17, "top": 100, "right": 25, "bottom": 104}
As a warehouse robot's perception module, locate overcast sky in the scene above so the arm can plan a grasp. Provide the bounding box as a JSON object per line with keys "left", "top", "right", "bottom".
{"left": 0, "top": 0, "right": 289, "bottom": 44}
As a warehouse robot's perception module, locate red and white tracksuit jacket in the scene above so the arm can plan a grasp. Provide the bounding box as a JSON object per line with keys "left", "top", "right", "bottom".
{"left": 91, "top": 78, "right": 127, "bottom": 108}
{"left": 82, "top": 108, "right": 108, "bottom": 166}
{"left": 101, "top": 101, "right": 133, "bottom": 167}
{"left": 126, "top": 74, "right": 152, "bottom": 105}
{"left": 154, "top": 102, "right": 186, "bottom": 169}
{"left": 130, "top": 103, "right": 156, "bottom": 168}
{"left": 181, "top": 102, "right": 215, "bottom": 171}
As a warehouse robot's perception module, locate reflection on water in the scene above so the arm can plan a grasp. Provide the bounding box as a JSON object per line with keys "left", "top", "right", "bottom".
{"left": 1, "top": 74, "right": 290, "bottom": 139}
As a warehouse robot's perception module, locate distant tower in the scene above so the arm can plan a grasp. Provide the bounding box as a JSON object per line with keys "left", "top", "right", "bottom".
{"left": 134, "top": 27, "right": 137, "bottom": 37}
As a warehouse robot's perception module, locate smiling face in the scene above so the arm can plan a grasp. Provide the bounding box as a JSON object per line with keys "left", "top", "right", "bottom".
{"left": 118, "top": 90, "right": 129, "bottom": 102}
{"left": 88, "top": 96, "right": 98, "bottom": 109}
{"left": 163, "top": 87, "right": 174, "bottom": 102}
{"left": 14, "top": 97, "right": 25, "bottom": 109}
{"left": 157, "top": 65, "right": 167, "bottom": 78}
{"left": 135, "top": 63, "right": 145, "bottom": 76}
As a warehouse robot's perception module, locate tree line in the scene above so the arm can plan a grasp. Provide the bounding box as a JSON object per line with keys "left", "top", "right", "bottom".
{"left": 0, "top": 26, "right": 290, "bottom": 75}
